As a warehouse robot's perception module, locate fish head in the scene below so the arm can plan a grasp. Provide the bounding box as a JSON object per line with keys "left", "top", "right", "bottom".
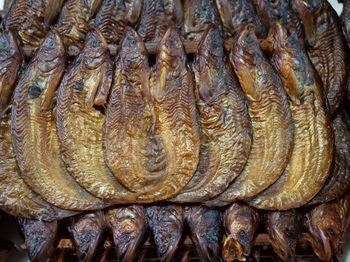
{"left": 198, "top": 25, "right": 225, "bottom": 63}
{"left": 0, "top": 30, "right": 21, "bottom": 64}
{"left": 252, "top": 0, "right": 286, "bottom": 28}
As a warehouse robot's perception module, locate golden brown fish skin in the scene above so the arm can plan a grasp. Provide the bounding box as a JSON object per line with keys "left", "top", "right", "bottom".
{"left": 11, "top": 30, "right": 103, "bottom": 211}
{"left": 172, "top": 26, "right": 252, "bottom": 203}
{"left": 215, "top": 0, "right": 265, "bottom": 38}
{"left": 93, "top": 0, "right": 143, "bottom": 47}
{"left": 214, "top": 24, "right": 293, "bottom": 202}
{"left": 265, "top": 210, "right": 303, "bottom": 261}
{"left": 249, "top": 22, "right": 333, "bottom": 210}
{"left": 69, "top": 211, "right": 105, "bottom": 262}
{"left": 146, "top": 204, "right": 184, "bottom": 262}
{"left": 137, "top": 0, "right": 183, "bottom": 42}
{"left": 106, "top": 205, "right": 146, "bottom": 261}
{"left": 18, "top": 218, "right": 58, "bottom": 262}
{"left": 183, "top": 0, "right": 223, "bottom": 41}
{"left": 43, "top": 0, "right": 65, "bottom": 25}
{"left": 222, "top": 203, "right": 259, "bottom": 262}
{"left": 293, "top": 0, "right": 348, "bottom": 115}
{"left": 5, "top": 0, "right": 47, "bottom": 57}
{"left": 184, "top": 206, "right": 222, "bottom": 261}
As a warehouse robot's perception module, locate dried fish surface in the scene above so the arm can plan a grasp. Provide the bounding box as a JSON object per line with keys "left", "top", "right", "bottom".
{"left": 341, "top": 0, "right": 350, "bottom": 102}
{"left": 11, "top": 30, "right": 103, "bottom": 211}
{"left": 172, "top": 27, "right": 252, "bottom": 202}
{"left": 5, "top": 0, "right": 47, "bottom": 57}
{"left": 137, "top": 0, "right": 183, "bottom": 42}
{"left": 94, "top": 0, "right": 143, "bottom": 47}
{"left": 146, "top": 204, "right": 184, "bottom": 262}
{"left": 293, "top": 0, "right": 348, "bottom": 115}
{"left": 250, "top": 22, "right": 333, "bottom": 210}
{"left": 106, "top": 205, "right": 146, "bottom": 261}
{"left": 43, "top": 0, "right": 65, "bottom": 25}
{"left": 214, "top": 24, "right": 293, "bottom": 202}
{"left": 70, "top": 211, "right": 105, "bottom": 262}
{"left": 216, "top": 0, "right": 265, "bottom": 37}
{"left": 222, "top": 203, "right": 259, "bottom": 262}
{"left": 184, "top": 206, "right": 222, "bottom": 261}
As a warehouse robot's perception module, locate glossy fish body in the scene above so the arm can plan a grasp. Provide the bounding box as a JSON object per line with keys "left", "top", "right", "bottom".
{"left": 94, "top": 0, "right": 142, "bottom": 47}
{"left": 137, "top": 0, "right": 183, "bottom": 42}
{"left": 216, "top": 0, "right": 265, "bottom": 37}
{"left": 70, "top": 211, "right": 105, "bottom": 262}
{"left": 11, "top": 30, "right": 103, "bottom": 211}
{"left": 5, "top": 0, "right": 47, "bottom": 57}
{"left": 250, "top": 22, "right": 333, "bottom": 210}
{"left": 293, "top": 0, "right": 348, "bottom": 115}
{"left": 43, "top": 0, "right": 65, "bottom": 25}
{"left": 146, "top": 204, "right": 184, "bottom": 262}
{"left": 106, "top": 205, "right": 146, "bottom": 261}
{"left": 215, "top": 24, "right": 293, "bottom": 202}
{"left": 184, "top": 206, "right": 222, "bottom": 261}
{"left": 0, "top": 31, "right": 21, "bottom": 119}
{"left": 222, "top": 203, "right": 259, "bottom": 262}
{"left": 172, "top": 27, "right": 252, "bottom": 202}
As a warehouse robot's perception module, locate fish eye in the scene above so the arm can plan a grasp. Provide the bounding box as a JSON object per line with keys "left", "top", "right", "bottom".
{"left": 327, "top": 227, "right": 335, "bottom": 235}
{"left": 168, "top": 37, "right": 176, "bottom": 45}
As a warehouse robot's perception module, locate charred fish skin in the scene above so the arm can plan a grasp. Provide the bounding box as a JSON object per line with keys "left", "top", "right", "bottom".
{"left": 184, "top": 206, "right": 222, "bottom": 261}
{"left": 106, "top": 205, "right": 146, "bottom": 261}
{"left": 11, "top": 30, "right": 103, "bottom": 211}
{"left": 215, "top": 24, "right": 293, "bottom": 202}
{"left": 56, "top": 28, "right": 136, "bottom": 203}
{"left": 69, "top": 211, "right": 105, "bottom": 262}
{"left": 172, "top": 26, "right": 252, "bottom": 203}
{"left": 222, "top": 203, "right": 259, "bottom": 262}
{"left": 293, "top": 0, "right": 348, "bottom": 115}
{"left": 249, "top": 22, "right": 333, "bottom": 210}
{"left": 18, "top": 218, "right": 58, "bottom": 262}
{"left": 146, "top": 205, "right": 184, "bottom": 262}
{"left": 137, "top": 0, "right": 183, "bottom": 42}
{"left": 265, "top": 210, "right": 303, "bottom": 261}
{"left": 93, "top": 0, "right": 143, "bottom": 47}
{"left": 215, "top": 0, "right": 265, "bottom": 38}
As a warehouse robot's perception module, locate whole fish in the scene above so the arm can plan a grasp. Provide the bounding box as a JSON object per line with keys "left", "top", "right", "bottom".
{"left": 222, "top": 203, "right": 259, "bottom": 262}
{"left": 103, "top": 26, "right": 200, "bottom": 202}
{"left": 11, "top": 30, "right": 103, "bottom": 211}
{"left": 293, "top": 0, "right": 348, "bottom": 115}
{"left": 214, "top": 23, "right": 293, "bottom": 202}
{"left": 146, "top": 204, "right": 184, "bottom": 262}
{"left": 137, "top": 0, "right": 183, "bottom": 42}
{"left": 106, "top": 205, "right": 146, "bottom": 261}
{"left": 172, "top": 26, "right": 252, "bottom": 202}
{"left": 249, "top": 22, "right": 333, "bottom": 210}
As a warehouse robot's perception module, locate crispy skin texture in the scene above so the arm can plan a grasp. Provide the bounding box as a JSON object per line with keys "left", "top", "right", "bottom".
{"left": 293, "top": 0, "right": 348, "bottom": 115}
{"left": 5, "top": 0, "right": 47, "bottom": 57}
{"left": 56, "top": 28, "right": 136, "bottom": 203}
{"left": 70, "top": 211, "right": 105, "bottom": 262}
{"left": 11, "top": 30, "right": 103, "bottom": 210}
{"left": 309, "top": 111, "right": 350, "bottom": 205}
{"left": 104, "top": 27, "right": 200, "bottom": 202}
{"left": 216, "top": 0, "right": 265, "bottom": 37}
{"left": 265, "top": 210, "right": 303, "bottom": 261}
{"left": 249, "top": 23, "right": 333, "bottom": 210}
{"left": 18, "top": 218, "right": 58, "bottom": 262}
{"left": 106, "top": 205, "right": 146, "bottom": 261}
{"left": 172, "top": 27, "right": 252, "bottom": 202}
{"left": 137, "top": 0, "right": 183, "bottom": 42}
{"left": 222, "top": 203, "right": 259, "bottom": 262}
{"left": 184, "top": 206, "right": 222, "bottom": 261}
{"left": 94, "top": 0, "right": 142, "bottom": 47}
{"left": 0, "top": 31, "right": 21, "bottom": 118}
{"left": 146, "top": 205, "right": 184, "bottom": 262}
{"left": 183, "top": 0, "right": 223, "bottom": 41}
{"left": 214, "top": 24, "right": 293, "bottom": 202}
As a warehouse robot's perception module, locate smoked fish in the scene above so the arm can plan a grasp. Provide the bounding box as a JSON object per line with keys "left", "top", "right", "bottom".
{"left": 249, "top": 22, "right": 333, "bottom": 210}
{"left": 293, "top": 0, "right": 348, "bottom": 115}
{"left": 214, "top": 24, "right": 293, "bottom": 202}
{"left": 172, "top": 26, "right": 252, "bottom": 202}
{"left": 43, "top": 0, "right": 65, "bottom": 25}
{"left": 137, "top": 0, "right": 183, "bottom": 42}
{"left": 106, "top": 205, "right": 146, "bottom": 261}
{"left": 11, "top": 30, "right": 103, "bottom": 210}
{"left": 340, "top": 0, "right": 350, "bottom": 102}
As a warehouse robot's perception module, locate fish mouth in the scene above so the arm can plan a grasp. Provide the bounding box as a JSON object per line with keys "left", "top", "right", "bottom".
{"left": 222, "top": 236, "right": 246, "bottom": 262}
